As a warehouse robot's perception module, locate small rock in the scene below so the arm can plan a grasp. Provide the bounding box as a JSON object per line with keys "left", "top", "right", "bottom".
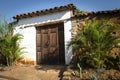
{"left": 63, "top": 71, "right": 71, "bottom": 76}
{"left": 0, "top": 67, "right": 4, "bottom": 71}
{"left": 62, "top": 76, "right": 71, "bottom": 80}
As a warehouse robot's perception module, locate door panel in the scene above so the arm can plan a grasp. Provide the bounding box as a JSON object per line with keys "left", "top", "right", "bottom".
{"left": 36, "top": 23, "right": 65, "bottom": 64}
{"left": 49, "top": 33, "right": 57, "bottom": 46}
{"left": 37, "top": 52, "right": 41, "bottom": 64}
{"left": 42, "top": 34, "right": 49, "bottom": 48}
{"left": 48, "top": 26, "right": 58, "bottom": 64}
{"left": 36, "top": 34, "right": 41, "bottom": 47}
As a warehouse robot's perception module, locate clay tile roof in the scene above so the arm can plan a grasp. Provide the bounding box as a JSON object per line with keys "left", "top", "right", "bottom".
{"left": 74, "top": 9, "right": 120, "bottom": 17}
{"left": 13, "top": 3, "right": 76, "bottom": 19}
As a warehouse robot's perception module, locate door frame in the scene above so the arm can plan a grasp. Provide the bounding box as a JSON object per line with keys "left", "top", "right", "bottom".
{"left": 36, "top": 22, "right": 65, "bottom": 65}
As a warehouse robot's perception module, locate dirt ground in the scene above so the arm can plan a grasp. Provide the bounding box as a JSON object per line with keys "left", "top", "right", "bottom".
{"left": 70, "top": 68, "right": 120, "bottom": 80}
{"left": 0, "top": 64, "right": 120, "bottom": 80}
{"left": 0, "top": 64, "right": 65, "bottom": 80}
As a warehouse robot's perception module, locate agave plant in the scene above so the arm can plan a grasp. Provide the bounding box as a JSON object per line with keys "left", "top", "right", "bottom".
{"left": 0, "top": 19, "right": 24, "bottom": 66}
{"left": 68, "top": 18, "right": 120, "bottom": 69}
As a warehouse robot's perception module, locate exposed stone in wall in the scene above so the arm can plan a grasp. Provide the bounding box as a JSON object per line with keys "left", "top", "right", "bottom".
{"left": 71, "top": 18, "right": 86, "bottom": 38}
{"left": 71, "top": 14, "right": 120, "bottom": 37}
{"left": 71, "top": 14, "right": 120, "bottom": 55}
{"left": 71, "top": 19, "right": 78, "bottom": 37}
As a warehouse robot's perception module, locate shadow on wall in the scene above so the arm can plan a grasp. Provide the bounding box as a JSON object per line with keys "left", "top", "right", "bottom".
{"left": 65, "top": 46, "right": 73, "bottom": 65}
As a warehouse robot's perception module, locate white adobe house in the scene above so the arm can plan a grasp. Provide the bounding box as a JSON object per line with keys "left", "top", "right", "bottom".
{"left": 13, "top": 4, "right": 76, "bottom": 65}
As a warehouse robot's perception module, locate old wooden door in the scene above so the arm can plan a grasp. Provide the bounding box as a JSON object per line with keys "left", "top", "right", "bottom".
{"left": 36, "top": 23, "right": 65, "bottom": 64}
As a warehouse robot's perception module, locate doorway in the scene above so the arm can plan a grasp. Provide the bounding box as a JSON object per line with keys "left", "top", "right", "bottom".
{"left": 36, "top": 23, "right": 65, "bottom": 64}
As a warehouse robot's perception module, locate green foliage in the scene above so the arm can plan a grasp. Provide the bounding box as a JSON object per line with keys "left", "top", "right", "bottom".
{"left": 72, "top": 70, "right": 80, "bottom": 77}
{"left": 68, "top": 18, "right": 120, "bottom": 69}
{"left": 0, "top": 67, "right": 4, "bottom": 71}
{"left": 72, "top": 63, "right": 82, "bottom": 78}
{"left": 75, "top": 8, "right": 82, "bottom": 13}
{"left": 0, "top": 19, "right": 24, "bottom": 66}
{"left": 117, "top": 57, "right": 120, "bottom": 70}
{"left": 77, "top": 63, "right": 82, "bottom": 78}
{"left": 0, "top": 19, "right": 12, "bottom": 39}
{"left": 90, "top": 73, "right": 98, "bottom": 80}
{"left": 115, "top": 8, "right": 120, "bottom": 10}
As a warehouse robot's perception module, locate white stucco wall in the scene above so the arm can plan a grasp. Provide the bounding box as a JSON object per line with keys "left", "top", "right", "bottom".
{"left": 64, "top": 20, "right": 73, "bottom": 65}
{"left": 14, "top": 10, "right": 72, "bottom": 64}
{"left": 14, "top": 27, "right": 36, "bottom": 61}
{"left": 16, "top": 10, "right": 71, "bottom": 27}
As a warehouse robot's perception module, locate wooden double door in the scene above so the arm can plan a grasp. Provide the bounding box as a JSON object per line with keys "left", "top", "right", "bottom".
{"left": 36, "top": 23, "right": 65, "bottom": 64}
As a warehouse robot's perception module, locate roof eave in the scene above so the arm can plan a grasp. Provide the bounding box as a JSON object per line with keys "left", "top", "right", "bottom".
{"left": 13, "top": 3, "right": 76, "bottom": 20}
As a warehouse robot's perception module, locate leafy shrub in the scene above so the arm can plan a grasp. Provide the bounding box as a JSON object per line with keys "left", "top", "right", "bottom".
{"left": 90, "top": 73, "right": 98, "bottom": 80}
{"left": 68, "top": 18, "right": 120, "bottom": 69}
{"left": 0, "top": 19, "right": 24, "bottom": 66}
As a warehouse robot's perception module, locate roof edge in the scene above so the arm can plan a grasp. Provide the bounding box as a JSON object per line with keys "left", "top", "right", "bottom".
{"left": 13, "top": 3, "right": 76, "bottom": 19}
{"left": 74, "top": 9, "right": 120, "bottom": 18}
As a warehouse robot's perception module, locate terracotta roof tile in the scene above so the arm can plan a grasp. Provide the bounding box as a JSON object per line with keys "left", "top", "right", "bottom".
{"left": 74, "top": 9, "right": 120, "bottom": 17}
{"left": 13, "top": 4, "right": 76, "bottom": 19}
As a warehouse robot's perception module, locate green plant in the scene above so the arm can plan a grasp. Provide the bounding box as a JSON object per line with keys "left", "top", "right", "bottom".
{"left": 0, "top": 18, "right": 24, "bottom": 66}
{"left": 117, "top": 56, "right": 120, "bottom": 70}
{"left": 72, "top": 63, "right": 82, "bottom": 78}
{"left": 0, "top": 33, "right": 24, "bottom": 66}
{"left": 75, "top": 8, "right": 82, "bottom": 14}
{"left": 90, "top": 73, "right": 98, "bottom": 80}
{"left": 0, "top": 67, "right": 4, "bottom": 71}
{"left": 68, "top": 18, "right": 120, "bottom": 69}
{"left": 116, "top": 55, "right": 120, "bottom": 70}
{"left": 0, "top": 19, "right": 12, "bottom": 39}
{"left": 77, "top": 63, "right": 82, "bottom": 78}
